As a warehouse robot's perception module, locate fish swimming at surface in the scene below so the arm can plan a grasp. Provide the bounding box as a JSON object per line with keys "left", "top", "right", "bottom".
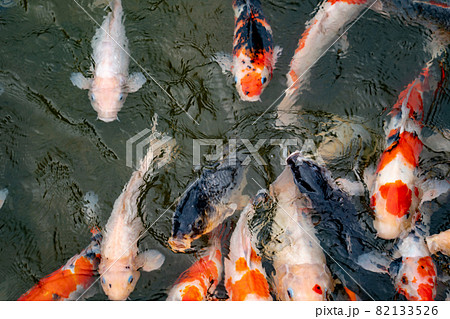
{"left": 70, "top": 0, "right": 146, "bottom": 122}
{"left": 213, "top": 0, "right": 282, "bottom": 102}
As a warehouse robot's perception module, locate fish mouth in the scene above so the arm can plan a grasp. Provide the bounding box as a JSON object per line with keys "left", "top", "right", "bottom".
{"left": 97, "top": 116, "right": 118, "bottom": 123}
{"left": 168, "top": 236, "right": 192, "bottom": 253}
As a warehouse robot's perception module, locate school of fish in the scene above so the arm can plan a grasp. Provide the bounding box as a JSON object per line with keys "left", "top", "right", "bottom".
{"left": 9, "top": 0, "right": 450, "bottom": 302}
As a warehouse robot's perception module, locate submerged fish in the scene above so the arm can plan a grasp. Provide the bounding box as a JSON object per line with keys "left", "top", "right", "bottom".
{"left": 367, "top": 65, "right": 449, "bottom": 239}
{"left": 98, "top": 133, "right": 171, "bottom": 300}
{"left": 224, "top": 204, "right": 272, "bottom": 301}
{"left": 265, "top": 165, "right": 334, "bottom": 301}
{"left": 169, "top": 158, "right": 247, "bottom": 252}
{"left": 166, "top": 231, "right": 223, "bottom": 301}
{"left": 71, "top": 0, "right": 146, "bottom": 122}
{"left": 286, "top": 151, "right": 396, "bottom": 300}
{"left": 278, "top": 0, "right": 367, "bottom": 111}
{"left": 426, "top": 229, "right": 450, "bottom": 256}
{"left": 18, "top": 227, "right": 102, "bottom": 301}
{"left": 213, "top": 0, "right": 282, "bottom": 101}
{"left": 358, "top": 231, "right": 438, "bottom": 301}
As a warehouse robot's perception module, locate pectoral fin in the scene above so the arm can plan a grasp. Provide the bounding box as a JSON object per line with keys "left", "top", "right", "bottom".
{"left": 70, "top": 73, "right": 92, "bottom": 90}
{"left": 136, "top": 250, "right": 165, "bottom": 272}
{"left": 212, "top": 53, "right": 233, "bottom": 74}
{"left": 420, "top": 179, "right": 450, "bottom": 204}
{"left": 126, "top": 72, "right": 146, "bottom": 93}
{"left": 272, "top": 46, "right": 283, "bottom": 67}
{"left": 357, "top": 251, "right": 391, "bottom": 274}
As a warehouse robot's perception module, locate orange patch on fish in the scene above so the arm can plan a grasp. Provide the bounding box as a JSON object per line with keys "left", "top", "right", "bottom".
{"left": 240, "top": 72, "right": 262, "bottom": 98}
{"left": 235, "top": 257, "right": 250, "bottom": 272}
{"left": 18, "top": 256, "right": 95, "bottom": 301}
{"left": 417, "top": 257, "right": 435, "bottom": 278}
{"left": 379, "top": 180, "right": 412, "bottom": 217}
{"left": 226, "top": 269, "right": 270, "bottom": 301}
{"left": 344, "top": 287, "right": 358, "bottom": 301}
{"left": 181, "top": 285, "right": 203, "bottom": 301}
{"left": 294, "top": 22, "right": 315, "bottom": 54}
{"left": 312, "top": 284, "right": 323, "bottom": 295}
{"left": 377, "top": 132, "right": 423, "bottom": 173}
{"left": 417, "top": 284, "right": 434, "bottom": 301}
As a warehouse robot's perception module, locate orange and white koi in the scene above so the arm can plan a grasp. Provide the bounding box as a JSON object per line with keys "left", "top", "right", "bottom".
{"left": 224, "top": 204, "right": 272, "bottom": 300}
{"left": 394, "top": 233, "right": 437, "bottom": 301}
{"left": 18, "top": 227, "right": 102, "bottom": 301}
{"left": 279, "top": 0, "right": 368, "bottom": 110}
{"left": 213, "top": 0, "right": 282, "bottom": 102}
{"left": 71, "top": 0, "right": 146, "bottom": 122}
{"left": 166, "top": 234, "right": 223, "bottom": 301}
{"left": 358, "top": 231, "right": 438, "bottom": 301}
{"left": 426, "top": 229, "right": 450, "bottom": 256}
{"left": 98, "top": 133, "right": 172, "bottom": 300}
{"left": 367, "top": 65, "right": 449, "bottom": 239}
{"left": 266, "top": 165, "right": 334, "bottom": 301}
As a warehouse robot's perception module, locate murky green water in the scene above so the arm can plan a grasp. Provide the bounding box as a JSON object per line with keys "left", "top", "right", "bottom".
{"left": 0, "top": 0, "right": 449, "bottom": 300}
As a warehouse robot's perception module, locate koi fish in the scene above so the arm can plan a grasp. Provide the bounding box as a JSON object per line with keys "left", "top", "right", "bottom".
{"left": 367, "top": 64, "right": 449, "bottom": 239}
{"left": 278, "top": 0, "right": 368, "bottom": 112}
{"left": 166, "top": 231, "right": 223, "bottom": 301}
{"left": 169, "top": 158, "right": 248, "bottom": 252}
{"left": 262, "top": 166, "right": 334, "bottom": 301}
{"left": 18, "top": 227, "right": 102, "bottom": 301}
{"left": 71, "top": 0, "right": 146, "bottom": 122}
{"left": 98, "top": 133, "right": 172, "bottom": 300}
{"left": 287, "top": 151, "right": 396, "bottom": 300}
{"left": 358, "top": 231, "right": 438, "bottom": 301}
{"left": 426, "top": 229, "right": 450, "bottom": 256}
{"left": 213, "top": 0, "right": 282, "bottom": 101}
{"left": 224, "top": 203, "right": 272, "bottom": 301}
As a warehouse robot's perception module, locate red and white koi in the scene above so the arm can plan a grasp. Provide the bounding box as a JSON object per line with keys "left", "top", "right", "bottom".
{"left": 426, "top": 229, "right": 450, "bottom": 256}
{"left": 358, "top": 231, "right": 438, "bottom": 301}
{"left": 98, "top": 132, "right": 173, "bottom": 300}
{"left": 18, "top": 227, "right": 102, "bottom": 301}
{"left": 166, "top": 233, "right": 223, "bottom": 301}
{"left": 267, "top": 166, "right": 334, "bottom": 300}
{"left": 279, "top": 0, "right": 368, "bottom": 110}
{"left": 367, "top": 65, "right": 449, "bottom": 239}
{"left": 213, "top": 0, "right": 282, "bottom": 101}
{"left": 224, "top": 204, "right": 272, "bottom": 301}
{"left": 71, "top": 0, "right": 146, "bottom": 122}
{"left": 394, "top": 233, "right": 437, "bottom": 301}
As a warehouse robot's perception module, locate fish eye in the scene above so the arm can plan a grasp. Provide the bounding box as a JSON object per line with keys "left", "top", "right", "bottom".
{"left": 128, "top": 275, "right": 133, "bottom": 284}
{"left": 102, "top": 277, "right": 105, "bottom": 284}
{"left": 261, "top": 77, "right": 267, "bottom": 84}
{"left": 234, "top": 76, "right": 238, "bottom": 84}
{"left": 119, "top": 94, "right": 123, "bottom": 101}
{"left": 287, "top": 288, "right": 294, "bottom": 299}
{"left": 90, "top": 94, "right": 95, "bottom": 101}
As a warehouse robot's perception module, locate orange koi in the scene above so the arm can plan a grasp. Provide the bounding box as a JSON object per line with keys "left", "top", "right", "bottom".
{"left": 224, "top": 204, "right": 271, "bottom": 300}
{"left": 167, "top": 234, "right": 223, "bottom": 301}
{"left": 18, "top": 227, "right": 102, "bottom": 301}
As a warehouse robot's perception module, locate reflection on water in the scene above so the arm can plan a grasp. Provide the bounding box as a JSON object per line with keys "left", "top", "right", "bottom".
{"left": 0, "top": 0, "right": 448, "bottom": 300}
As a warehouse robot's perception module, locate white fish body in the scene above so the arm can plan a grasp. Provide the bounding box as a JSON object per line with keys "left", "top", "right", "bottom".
{"left": 98, "top": 131, "right": 173, "bottom": 300}
{"left": 0, "top": 188, "right": 8, "bottom": 209}
{"left": 278, "top": 0, "right": 366, "bottom": 114}
{"left": 71, "top": 0, "right": 146, "bottom": 122}
{"left": 268, "top": 167, "right": 333, "bottom": 300}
